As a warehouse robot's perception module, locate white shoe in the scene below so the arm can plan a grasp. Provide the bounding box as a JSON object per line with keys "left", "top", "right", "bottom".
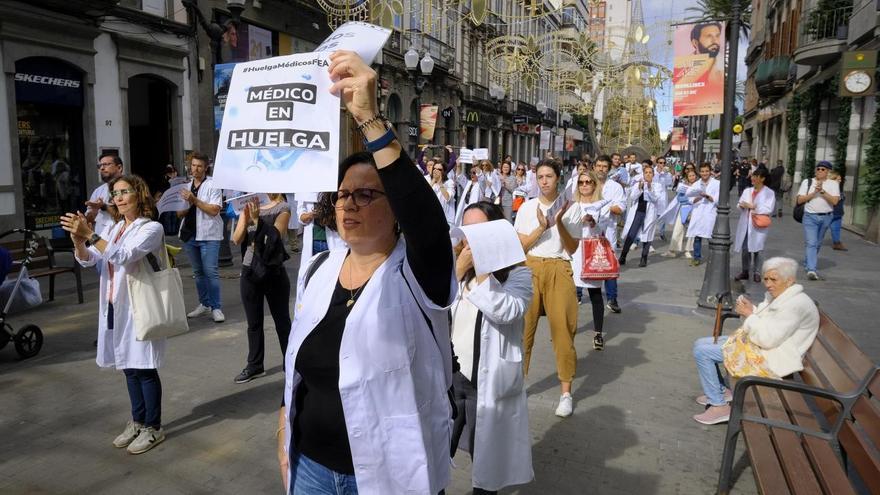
{"left": 212, "top": 309, "right": 226, "bottom": 323}
{"left": 661, "top": 251, "right": 677, "bottom": 258}
{"left": 555, "top": 393, "right": 573, "bottom": 417}
{"left": 187, "top": 304, "right": 210, "bottom": 318}
{"left": 684, "top": 251, "right": 693, "bottom": 259}
{"left": 113, "top": 420, "right": 142, "bottom": 448}
{"left": 649, "top": 246, "right": 656, "bottom": 253}
{"left": 127, "top": 426, "right": 165, "bottom": 454}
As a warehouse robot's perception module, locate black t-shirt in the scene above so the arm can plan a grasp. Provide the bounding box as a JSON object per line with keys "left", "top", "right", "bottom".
{"left": 179, "top": 181, "right": 201, "bottom": 242}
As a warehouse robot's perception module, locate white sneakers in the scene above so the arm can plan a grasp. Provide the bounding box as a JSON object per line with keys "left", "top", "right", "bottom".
{"left": 187, "top": 304, "right": 210, "bottom": 318}
{"left": 187, "top": 304, "right": 224, "bottom": 323}
{"left": 127, "top": 426, "right": 165, "bottom": 454}
{"left": 113, "top": 420, "right": 143, "bottom": 448}
{"left": 555, "top": 393, "right": 573, "bottom": 418}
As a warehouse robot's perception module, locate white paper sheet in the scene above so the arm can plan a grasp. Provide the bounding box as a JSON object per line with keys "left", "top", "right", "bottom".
{"left": 313, "top": 22, "right": 392, "bottom": 65}
{"left": 473, "top": 148, "right": 489, "bottom": 160}
{"left": 459, "top": 148, "right": 474, "bottom": 164}
{"left": 451, "top": 220, "right": 526, "bottom": 276}
{"left": 156, "top": 183, "right": 190, "bottom": 214}
{"left": 225, "top": 192, "right": 272, "bottom": 216}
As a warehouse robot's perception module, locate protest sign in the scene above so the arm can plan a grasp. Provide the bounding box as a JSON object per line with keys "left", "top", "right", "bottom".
{"left": 450, "top": 220, "right": 525, "bottom": 276}
{"left": 212, "top": 22, "right": 390, "bottom": 194}
{"left": 156, "top": 183, "right": 190, "bottom": 214}
{"left": 226, "top": 192, "right": 272, "bottom": 216}
{"left": 473, "top": 148, "right": 489, "bottom": 160}
{"left": 459, "top": 148, "right": 474, "bottom": 164}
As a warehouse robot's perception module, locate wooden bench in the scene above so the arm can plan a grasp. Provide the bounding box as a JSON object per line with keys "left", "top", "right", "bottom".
{"left": 1, "top": 236, "right": 84, "bottom": 304}
{"left": 713, "top": 305, "right": 880, "bottom": 494}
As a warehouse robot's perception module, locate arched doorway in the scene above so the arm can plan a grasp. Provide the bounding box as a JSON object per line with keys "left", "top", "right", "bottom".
{"left": 14, "top": 57, "right": 86, "bottom": 230}
{"left": 127, "top": 75, "right": 174, "bottom": 192}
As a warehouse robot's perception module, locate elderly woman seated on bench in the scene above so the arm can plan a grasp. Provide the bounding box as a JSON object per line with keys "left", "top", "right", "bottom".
{"left": 691, "top": 257, "right": 820, "bottom": 425}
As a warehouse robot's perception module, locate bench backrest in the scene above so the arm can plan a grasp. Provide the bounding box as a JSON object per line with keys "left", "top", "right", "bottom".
{"left": 0, "top": 238, "right": 54, "bottom": 273}
{"left": 800, "top": 311, "right": 880, "bottom": 492}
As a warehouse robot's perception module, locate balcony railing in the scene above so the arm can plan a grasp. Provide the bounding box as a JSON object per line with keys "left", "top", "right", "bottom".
{"left": 800, "top": 5, "right": 853, "bottom": 46}
{"left": 755, "top": 56, "right": 793, "bottom": 99}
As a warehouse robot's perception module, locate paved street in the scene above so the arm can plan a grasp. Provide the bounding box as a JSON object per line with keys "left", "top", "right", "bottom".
{"left": 1, "top": 205, "right": 877, "bottom": 495}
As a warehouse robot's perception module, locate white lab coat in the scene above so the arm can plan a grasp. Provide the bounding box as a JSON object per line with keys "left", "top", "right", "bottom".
{"left": 286, "top": 240, "right": 456, "bottom": 495}
{"left": 430, "top": 178, "right": 456, "bottom": 224}
{"left": 88, "top": 183, "right": 114, "bottom": 240}
{"left": 567, "top": 200, "right": 613, "bottom": 288}
{"left": 685, "top": 178, "right": 720, "bottom": 239}
{"left": 455, "top": 180, "right": 484, "bottom": 226}
{"left": 622, "top": 181, "right": 665, "bottom": 243}
{"left": 734, "top": 186, "right": 776, "bottom": 253}
{"left": 601, "top": 179, "right": 627, "bottom": 251}
{"left": 453, "top": 267, "right": 534, "bottom": 491}
{"left": 76, "top": 218, "right": 167, "bottom": 369}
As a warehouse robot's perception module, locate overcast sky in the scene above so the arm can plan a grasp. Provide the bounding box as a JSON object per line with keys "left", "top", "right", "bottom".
{"left": 641, "top": 0, "right": 749, "bottom": 137}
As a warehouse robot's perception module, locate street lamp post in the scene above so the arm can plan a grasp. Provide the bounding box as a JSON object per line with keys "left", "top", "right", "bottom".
{"left": 697, "top": 1, "right": 743, "bottom": 309}
{"left": 405, "top": 47, "right": 435, "bottom": 158}
{"left": 536, "top": 100, "right": 547, "bottom": 157}
{"left": 562, "top": 111, "right": 572, "bottom": 166}
{"left": 489, "top": 83, "right": 507, "bottom": 161}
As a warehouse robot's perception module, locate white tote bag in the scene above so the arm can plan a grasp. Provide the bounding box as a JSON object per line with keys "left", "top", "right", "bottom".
{"left": 128, "top": 242, "right": 189, "bottom": 341}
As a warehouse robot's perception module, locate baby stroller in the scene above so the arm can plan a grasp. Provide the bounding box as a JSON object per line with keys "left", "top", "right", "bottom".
{"left": 0, "top": 229, "right": 44, "bottom": 359}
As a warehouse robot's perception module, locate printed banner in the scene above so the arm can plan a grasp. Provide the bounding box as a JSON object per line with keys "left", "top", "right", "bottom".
{"left": 420, "top": 104, "right": 438, "bottom": 140}
{"left": 212, "top": 22, "right": 391, "bottom": 193}
{"left": 214, "top": 63, "right": 236, "bottom": 131}
{"left": 673, "top": 22, "right": 725, "bottom": 117}
{"left": 670, "top": 127, "right": 688, "bottom": 151}
{"left": 540, "top": 130, "right": 552, "bottom": 150}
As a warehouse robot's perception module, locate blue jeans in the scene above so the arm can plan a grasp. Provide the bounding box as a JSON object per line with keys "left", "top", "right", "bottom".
{"left": 604, "top": 278, "right": 617, "bottom": 301}
{"left": 289, "top": 451, "right": 358, "bottom": 495}
{"left": 693, "top": 237, "right": 703, "bottom": 260}
{"left": 183, "top": 239, "right": 222, "bottom": 309}
{"left": 693, "top": 337, "right": 728, "bottom": 407}
{"left": 123, "top": 368, "right": 162, "bottom": 428}
{"left": 313, "top": 239, "right": 329, "bottom": 255}
{"left": 830, "top": 215, "right": 843, "bottom": 244}
{"left": 802, "top": 212, "right": 832, "bottom": 272}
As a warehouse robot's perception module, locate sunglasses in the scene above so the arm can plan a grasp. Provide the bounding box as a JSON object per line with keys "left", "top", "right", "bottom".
{"left": 331, "top": 188, "right": 386, "bottom": 209}
{"left": 110, "top": 188, "right": 135, "bottom": 198}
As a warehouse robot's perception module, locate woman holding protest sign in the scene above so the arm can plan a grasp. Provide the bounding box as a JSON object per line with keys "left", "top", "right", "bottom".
{"left": 277, "top": 51, "right": 455, "bottom": 495}
{"left": 450, "top": 201, "right": 534, "bottom": 494}
{"left": 231, "top": 193, "right": 291, "bottom": 384}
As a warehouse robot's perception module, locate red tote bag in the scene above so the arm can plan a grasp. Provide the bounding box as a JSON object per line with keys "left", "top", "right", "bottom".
{"left": 580, "top": 236, "right": 620, "bottom": 281}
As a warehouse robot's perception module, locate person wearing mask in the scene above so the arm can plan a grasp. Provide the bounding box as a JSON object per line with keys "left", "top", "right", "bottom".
{"left": 177, "top": 152, "right": 224, "bottom": 322}
{"left": 232, "top": 194, "right": 292, "bottom": 384}
{"left": 61, "top": 174, "right": 169, "bottom": 454}
{"left": 661, "top": 168, "right": 698, "bottom": 258}
{"left": 796, "top": 161, "right": 840, "bottom": 280}
{"left": 734, "top": 167, "right": 775, "bottom": 283}
{"left": 593, "top": 156, "right": 625, "bottom": 314}
{"left": 515, "top": 158, "right": 582, "bottom": 417}
{"left": 562, "top": 170, "right": 611, "bottom": 350}
{"left": 85, "top": 153, "right": 125, "bottom": 244}
{"left": 619, "top": 163, "right": 664, "bottom": 267}
{"left": 428, "top": 162, "right": 456, "bottom": 225}
{"left": 686, "top": 163, "right": 720, "bottom": 266}
{"left": 277, "top": 51, "right": 455, "bottom": 494}
{"left": 450, "top": 201, "right": 534, "bottom": 495}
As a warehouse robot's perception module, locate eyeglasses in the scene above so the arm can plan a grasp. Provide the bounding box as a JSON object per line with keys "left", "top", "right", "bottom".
{"left": 657, "top": 161, "right": 666, "bottom": 164}
{"left": 97, "top": 162, "right": 116, "bottom": 169}
{"left": 578, "top": 180, "right": 594, "bottom": 185}
{"left": 109, "top": 188, "right": 135, "bottom": 198}
{"left": 331, "top": 188, "right": 386, "bottom": 209}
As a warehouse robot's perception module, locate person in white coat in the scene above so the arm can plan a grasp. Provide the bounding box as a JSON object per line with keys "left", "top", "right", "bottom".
{"left": 593, "top": 156, "right": 626, "bottom": 314}
{"left": 619, "top": 164, "right": 665, "bottom": 267}
{"left": 660, "top": 168, "right": 697, "bottom": 258}
{"left": 455, "top": 168, "right": 484, "bottom": 225}
{"left": 561, "top": 170, "right": 612, "bottom": 350}
{"left": 278, "top": 51, "right": 455, "bottom": 495}
{"left": 427, "top": 162, "right": 456, "bottom": 224}
{"left": 450, "top": 201, "right": 534, "bottom": 494}
{"left": 686, "top": 163, "right": 721, "bottom": 266}
{"left": 61, "top": 174, "right": 169, "bottom": 455}
{"left": 734, "top": 167, "right": 775, "bottom": 283}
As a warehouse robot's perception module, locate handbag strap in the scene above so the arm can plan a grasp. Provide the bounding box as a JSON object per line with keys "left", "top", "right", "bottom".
{"left": 143, "top": 232, "right": 171, "bottom": 273}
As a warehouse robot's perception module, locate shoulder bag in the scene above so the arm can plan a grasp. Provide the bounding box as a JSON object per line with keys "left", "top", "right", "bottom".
{"left": 793, "top": 178, "right": 811, "bottom": 223}
{"left": 129, "top": 236, "right": 189, "bottom": 341}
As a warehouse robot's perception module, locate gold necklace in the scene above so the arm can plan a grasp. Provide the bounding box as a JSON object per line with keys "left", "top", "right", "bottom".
{"left": 346, "top": 258, "right": 368, "bottom": 308}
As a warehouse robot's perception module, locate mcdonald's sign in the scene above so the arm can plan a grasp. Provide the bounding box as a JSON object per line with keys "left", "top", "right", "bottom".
{"left": 463, "top": 110, "right": 480, "bottom": 123}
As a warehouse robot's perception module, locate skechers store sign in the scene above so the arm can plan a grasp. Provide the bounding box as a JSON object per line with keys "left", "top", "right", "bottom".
{"left": 14, "top": 60, "right": 83, "bottom": 106}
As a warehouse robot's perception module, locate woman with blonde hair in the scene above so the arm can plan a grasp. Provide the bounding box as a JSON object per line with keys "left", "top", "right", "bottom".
{"left": 559, "top": 170, "right": 612, "bottom": 349}
{"left": 232, "top": 193, "right": 292, "bottom": 383}
{"left": 61, "top": 174, "right": 170, "bottom": 454}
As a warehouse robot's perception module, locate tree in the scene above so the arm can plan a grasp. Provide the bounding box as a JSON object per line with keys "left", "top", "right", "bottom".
{"left": 685, "top": 0, "right": 752, "bottom": 39}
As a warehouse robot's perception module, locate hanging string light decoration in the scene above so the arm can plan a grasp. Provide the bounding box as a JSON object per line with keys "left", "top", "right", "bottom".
{"left": 317, "top": 0, "right": 370, "bottom": 28}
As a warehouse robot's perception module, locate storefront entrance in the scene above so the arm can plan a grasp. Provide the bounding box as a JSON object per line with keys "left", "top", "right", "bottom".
{"left": 14, "top": 57, "right": 86, "bottom": 230}
{"left": 127, "top": 75, "right": 173, "bottom": 192}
